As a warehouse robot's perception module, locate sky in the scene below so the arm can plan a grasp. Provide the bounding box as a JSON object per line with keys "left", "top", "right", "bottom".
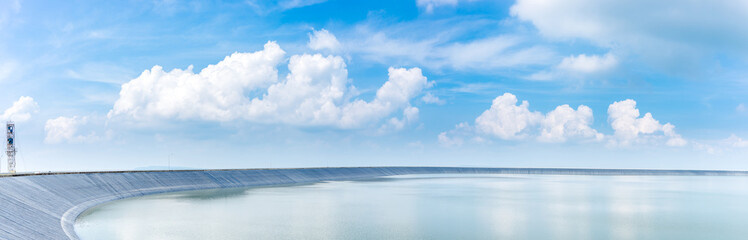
{"left": 1, "top": 0, "right": 748, "bottom": 171}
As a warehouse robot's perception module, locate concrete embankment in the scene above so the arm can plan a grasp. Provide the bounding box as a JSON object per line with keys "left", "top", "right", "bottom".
{"left": 1, "top": 167, "right": 747, "bottom": 240}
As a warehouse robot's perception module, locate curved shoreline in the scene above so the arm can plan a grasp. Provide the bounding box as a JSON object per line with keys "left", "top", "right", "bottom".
{"left": 1, "top": 167, "right": 748, "bottom": 239}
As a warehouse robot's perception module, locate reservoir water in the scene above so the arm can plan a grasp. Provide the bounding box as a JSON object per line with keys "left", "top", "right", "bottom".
{"left": 75, "top": 174, "right": 748, "bottom": 239}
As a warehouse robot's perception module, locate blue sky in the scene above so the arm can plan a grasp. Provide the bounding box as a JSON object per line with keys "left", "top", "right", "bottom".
{"left": 1, "top": 0, "right": 748, "bottom": 171}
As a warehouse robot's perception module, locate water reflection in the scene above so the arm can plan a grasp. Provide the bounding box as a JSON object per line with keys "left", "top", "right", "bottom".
{"left": 76, "top": 174, "right": 748, "bottom": 240}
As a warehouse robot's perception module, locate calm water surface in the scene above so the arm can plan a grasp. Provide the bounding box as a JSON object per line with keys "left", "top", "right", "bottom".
{"left": 75, "top": 174, "right": 748, "bottom": 239}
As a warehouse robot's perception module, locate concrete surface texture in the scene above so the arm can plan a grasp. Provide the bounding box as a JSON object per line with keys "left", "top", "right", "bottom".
{"left": 1, "top": 167, "right": 748, "bottom": 240}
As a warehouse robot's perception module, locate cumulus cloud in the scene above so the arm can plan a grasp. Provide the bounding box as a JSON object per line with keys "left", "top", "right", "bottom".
{"left": 440, "top": 93, "right": 689, "bottom": 147}
{"left": 539, "top": 104, "right": 603, "bottom": 142}
{"left": 308, "top": 29, "right": 342, "bottom": 52}
{"left": 474, "top": 93, "right": 603, "bottom": 141}
{"left": 44, "top": 116, "right": 99, "bottom": 144}
{"left": 379, "top": 106, "right": 419, "bottom": 132}
{"left": 438, "top": 122, "right": 473, "bottom": 146}
{"left": 109, "top": 41, "right": 285, "bottom": 121}
{"left": 607, "top": 99, "right": 686, "bottom": 146}
{"left": 421, "top": 92, "right": 445, "bottom": 104}
{"left": 607, "top": 100, "right": 659, "bottom": 139}
{"left": 475, "top": 93, "right": 542, "bottom": 140}
{"left": 662, "top": 123, "right": 687, "bottom": 147}
{"left": 336, "top": 67, "right": 428, "bottom": 128}
{"left": 442, "top": 93, "right": 602, "bottom": 144}
{"left": 108, "top": 41, "right": 429, "bottom": 129}
{"left": 438, "top": 132, "right": 458, "bottom": 146}
{"left": 1, "top": 96, "right": 39, "bottom": 122}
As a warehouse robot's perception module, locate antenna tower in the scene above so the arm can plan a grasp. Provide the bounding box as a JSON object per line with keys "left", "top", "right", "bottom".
{"left": 7, "top": 121, "right": 16, "bottom": 173}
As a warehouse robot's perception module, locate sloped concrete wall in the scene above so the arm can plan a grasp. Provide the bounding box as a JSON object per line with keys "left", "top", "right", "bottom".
{"left": 1, "top": 167, "right": 747, "bottom": 240}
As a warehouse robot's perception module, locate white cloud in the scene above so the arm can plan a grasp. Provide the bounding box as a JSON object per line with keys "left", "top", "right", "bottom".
{"left": 246, "top": 0, "right": 327, "bottom": 14}
{"left": 438, "top": 122, "right": 472, "bottom": 146}
{"left": 435, "top": 35, "right": 554, "bottom": 70}
{"left": 421, "top": 92, "right": 445, "bottom": 104}
{"left": 404, "top": 106, "right": 419, "bottom": 122}
{"left": 44, "top": 116, "right": 95, "bottom": 144}
{"left": 375, "top": 68, "right": 428, "bottom": 105}
{"left": 687, "top": 134, "right": 748, "bottom": 154}
{"left": 380, "top": 106, "right": 419, "bottom": 132}
{"left": 308, "top": 29, "right": 341, "bottom": 52}
{"left": 525, "top": 52, "right": 618, "bottom": 81}
{"left": 608, "top": 100, "right": 659, "bottom": 139}
{"left": 607, "top": 99, "right": 686, "bottom": 146}
{"left": 525, "top": 71, "right": 553, "bottom": 81}
{"left": 416, "top": 0, "right": 458, "bottom": 13}
{"left": 475, "top": 93, "right": 542, "bottom": 140}
{"left": 662, "top": 123, "right": 687, "bottom": 147}
{"left": 438, "top": 131, "right": 461, "bottom": 146}
{"left": 539, "top": 104, "right": 603, "bottom": 142}
{"left": 472, "top": 93, "right": 602, "bottom": 142}
{"left": 440, "top": 93, "right": 690, "bottom": 147}
{"left": 725, "top": 134, "right": 748, "bottom": 148}
{"left": 353, "top": 31, "right": 434, "bottom": 64}
{"left": 337, "top": 67, "right": 428, "bottom": 128}
{"left": 66, "top": 62, "right": 137, "bottom": 84}
{"left": 510, "top": 0, "right": 748, "bottom": 45}
{"left": 350, "top": 26, "right": 555, "bottom": 71}
{"left": 246, "top": 53, "right": 350, "bottom": 125}
{"left": 109, "top": 41, "right": 285, "bottom": 121}
{"left": 557, "top": 53, "right": 617, "bottom": 74}
{"left": 510, "top": 0, "right": 748, "bottom": 73}
{"left": 109, "top": 41, "right": 429, "bottom": 130}
{"left": 1, "top": 96, "right": 39, "bottom": 123}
